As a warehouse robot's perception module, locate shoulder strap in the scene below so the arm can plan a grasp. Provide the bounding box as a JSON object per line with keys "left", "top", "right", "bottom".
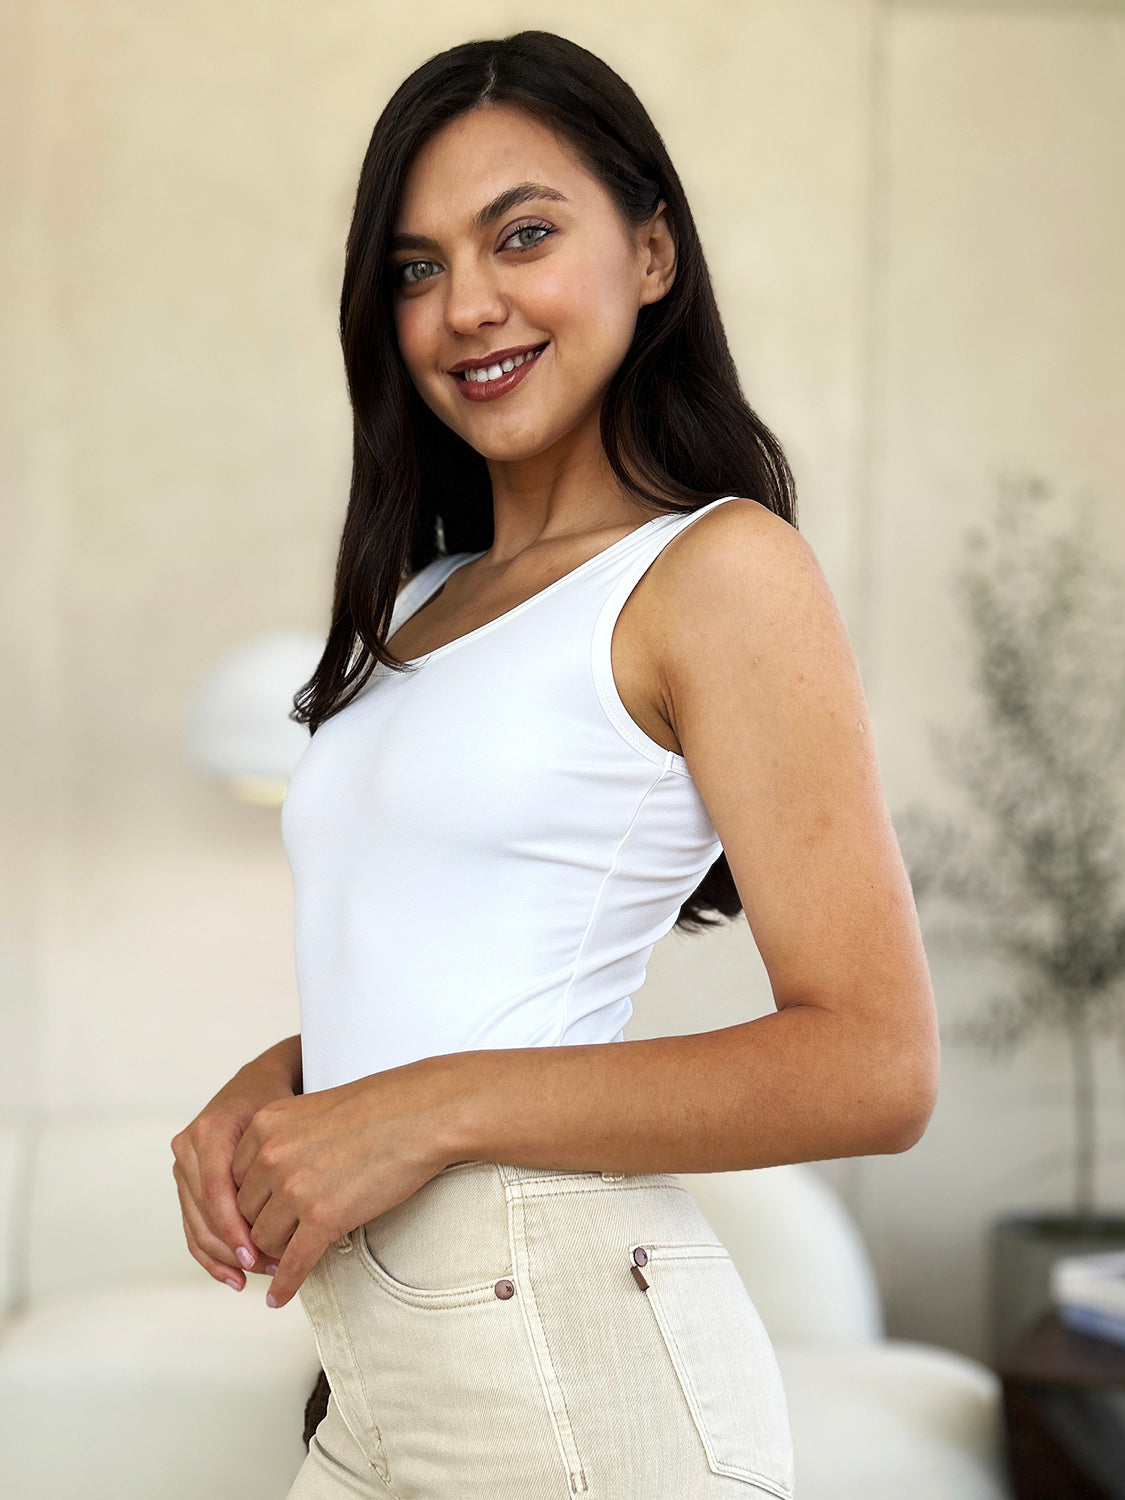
{"left": 391, "top": 553, "right": 479, "bottom": 633}
{"left": 589, "top": 494, "right": 741, "bottom": 772}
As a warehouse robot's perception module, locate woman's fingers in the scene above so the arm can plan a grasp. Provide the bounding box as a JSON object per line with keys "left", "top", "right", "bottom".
{"left": 172, "top": 1160, "right": 253, "bottom": 1286}
{"left": 170, "top": 1136, "right": 267, "bottom": 1287}
{"left": 172, "top": 1122, "right": 260, "bottom": 1262}
{"left": 175, "top": 1166, "right": 277, "bottom": 1281}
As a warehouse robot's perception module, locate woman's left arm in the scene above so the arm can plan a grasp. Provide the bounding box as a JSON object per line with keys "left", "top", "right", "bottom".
{"left": 424, "top": 498, "right": 940, "bottom": 1175}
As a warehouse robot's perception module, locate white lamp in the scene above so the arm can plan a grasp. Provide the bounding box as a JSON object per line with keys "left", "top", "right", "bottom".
{"left": 185, "top": 629, "right": 324, "bottom": 806}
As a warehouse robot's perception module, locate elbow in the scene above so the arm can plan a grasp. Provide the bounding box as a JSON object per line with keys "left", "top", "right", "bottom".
{"left": 884, "top": 1097, "right": 935, "bottom": 1154}
{"left": 881, "top": 1043, "right": 941, "bottom": 1154}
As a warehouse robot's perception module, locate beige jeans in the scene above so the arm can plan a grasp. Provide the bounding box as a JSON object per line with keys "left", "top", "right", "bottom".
{"left": 288, "top": 1158, "right": 794, "bottom": 1499}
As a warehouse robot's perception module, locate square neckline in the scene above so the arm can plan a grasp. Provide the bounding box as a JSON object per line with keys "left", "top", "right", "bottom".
{"left": 390, "top": 508, "right": 690, "bottom": 668}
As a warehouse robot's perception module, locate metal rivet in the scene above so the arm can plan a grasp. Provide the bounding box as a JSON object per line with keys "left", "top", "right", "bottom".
{"left": 632, "top": 1246, "right": 648, "bottom": 1267}
{"left": 494, "top": 1278, "right": 515, "bottom": 1299}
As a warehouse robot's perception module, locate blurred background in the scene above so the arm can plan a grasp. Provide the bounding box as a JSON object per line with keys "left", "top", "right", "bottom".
{"left": 2, "top": 2, "right": 1123, "bottom": 1497}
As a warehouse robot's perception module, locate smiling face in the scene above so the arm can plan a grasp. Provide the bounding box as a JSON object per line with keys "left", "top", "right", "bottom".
{"left": 387, "top": 102, "right": 674, "bottom": 469}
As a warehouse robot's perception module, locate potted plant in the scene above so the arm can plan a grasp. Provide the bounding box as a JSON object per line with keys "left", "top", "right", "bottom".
{"left": 893, "top": 471, "right": 1125, "bottom": 1361}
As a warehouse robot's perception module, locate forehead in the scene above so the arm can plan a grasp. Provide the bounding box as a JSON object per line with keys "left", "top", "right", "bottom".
{"left": 394, "top": 104, "right": 597, "bottom": 230}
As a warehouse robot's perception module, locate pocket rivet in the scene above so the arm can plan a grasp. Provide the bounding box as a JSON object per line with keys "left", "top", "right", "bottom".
{"left": 632, "top": 1246, "right": 648, "bottom": 1267}
{"left": 494, "top": 1278, "right": 516, "bottom": 1299}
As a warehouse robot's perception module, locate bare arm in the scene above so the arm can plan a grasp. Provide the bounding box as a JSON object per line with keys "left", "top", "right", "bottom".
{"left": 247, "top": 1033, "right": 303, "bottom": 1095}
{"left": 419, "top": 500, "right": 939, "bottom": 1174}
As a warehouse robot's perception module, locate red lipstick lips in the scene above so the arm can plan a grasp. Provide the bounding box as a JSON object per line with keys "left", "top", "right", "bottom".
{"left": 449, "top": 341, "right": 549, "bottom": 403}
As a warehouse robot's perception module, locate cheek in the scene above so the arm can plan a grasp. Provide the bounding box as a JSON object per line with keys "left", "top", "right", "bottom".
{"left": 534, "top": 262, "right": 638, "bottom": 370}
{"left": 394, "top": 299, "right": 436, "bottom": 372}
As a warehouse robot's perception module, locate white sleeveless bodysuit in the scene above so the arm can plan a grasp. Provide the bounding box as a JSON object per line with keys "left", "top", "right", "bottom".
{"left": 281, "top": 493, "right": 738, "bottom": 1095}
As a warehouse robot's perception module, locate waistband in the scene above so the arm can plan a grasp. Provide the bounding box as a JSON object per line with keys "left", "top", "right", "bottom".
{"left": 437, "top": 1157, "right": 682, "bottom": 1190}
{"left": 333, "top": 1158, "right": 687, "bottom": 1254}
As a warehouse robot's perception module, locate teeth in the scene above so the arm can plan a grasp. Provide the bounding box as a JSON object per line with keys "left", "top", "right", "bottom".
{"left": 460, "top": 345, "right": 543, "bottom": 383}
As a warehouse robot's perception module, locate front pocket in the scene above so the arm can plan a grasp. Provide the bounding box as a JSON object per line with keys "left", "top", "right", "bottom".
{"left": 632, "top": 1241, "right": 795, "bottom": 1497}
{"left": 310, "top": 1232, "right": 561, "bottom": 1499}
{"left": 352, "top": 1161, "right": 515, "bottom": 1310}
{"left": 355, "top": 1226, "right": 512, "bottom": 1309}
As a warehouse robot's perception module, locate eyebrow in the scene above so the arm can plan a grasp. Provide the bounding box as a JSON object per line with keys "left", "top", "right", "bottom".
{"left": 388, "top": 182, "right": 569, "bottom": 255}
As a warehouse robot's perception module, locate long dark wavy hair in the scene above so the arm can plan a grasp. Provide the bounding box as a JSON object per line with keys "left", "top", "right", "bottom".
{"left": 290, "top": 29, "right": 799, "bottom": 932}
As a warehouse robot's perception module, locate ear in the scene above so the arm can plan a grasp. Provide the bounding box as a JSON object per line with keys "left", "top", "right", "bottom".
{"left": 638, "top": 200, "right": 676, "bottom": 307}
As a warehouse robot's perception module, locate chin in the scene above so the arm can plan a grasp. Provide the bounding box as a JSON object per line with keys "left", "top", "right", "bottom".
{"left": 467, "top": 421, "right": 567, "bottom": 462}
{"left": 438, "top": 400, "right": 558, "bottom": 453}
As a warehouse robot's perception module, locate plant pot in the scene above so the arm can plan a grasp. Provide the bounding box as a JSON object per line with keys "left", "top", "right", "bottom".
{"left": 990, "top": 1212, "right": 1125, "bottom": 1361}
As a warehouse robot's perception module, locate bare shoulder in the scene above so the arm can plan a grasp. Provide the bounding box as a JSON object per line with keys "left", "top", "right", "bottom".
{"left": 664, "top": 495, "right": 819, "bottom": 599}
{"left": 611, "top": 497, "right": 833, "bottom": 762}
{"left": 644, "top": 496, "right": 833, "bottom": 668}
{"left": 638, "top": 492, "right": 871, "bottom": 797}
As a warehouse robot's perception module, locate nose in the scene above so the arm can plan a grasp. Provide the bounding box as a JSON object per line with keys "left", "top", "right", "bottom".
{"left": 442, "top": 256, "right": 509, "bottom": 338}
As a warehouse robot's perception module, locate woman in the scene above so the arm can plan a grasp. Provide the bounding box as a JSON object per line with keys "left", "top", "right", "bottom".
{"left": 171, "top": 29, "right": 939, "bottom": 1499}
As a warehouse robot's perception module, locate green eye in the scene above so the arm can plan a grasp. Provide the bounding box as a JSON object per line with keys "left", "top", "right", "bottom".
{"left": 504, "top": 222, "right": 553, "bottom": 251}
{"left": 399, "top": 260, "right": 437, "bottom": 287}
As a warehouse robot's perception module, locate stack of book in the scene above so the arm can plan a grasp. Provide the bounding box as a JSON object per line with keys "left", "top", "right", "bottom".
{"left": 1050, "top": 1250, "right": 1125, "bottom": 1347}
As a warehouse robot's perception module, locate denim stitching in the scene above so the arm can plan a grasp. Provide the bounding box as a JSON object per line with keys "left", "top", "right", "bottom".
{"left": 510, "top": 1171, "right": 679, "bottom": 1184}
{"left": 642, "top": 1249, "right": 793, "bottom": 1498}
{"left": 353, "top": 1234, "right": 503, "bottom": 1308}
{"left": 511, "top": 1179, "right": 687, "bottom": 1202}
{"left": 316, "top": 1258, "right": 403, "bottom": 1497}
{"left": 307, "top": 1400, "right": 401, "bottom": 1500}
{"left": 506, "top": 1184, "right": 590, "bottom": 1494}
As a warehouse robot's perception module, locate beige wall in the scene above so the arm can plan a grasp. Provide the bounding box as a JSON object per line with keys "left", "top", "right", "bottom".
{"left": 3, "top": 0, "right": 1123, "bottom": 1362}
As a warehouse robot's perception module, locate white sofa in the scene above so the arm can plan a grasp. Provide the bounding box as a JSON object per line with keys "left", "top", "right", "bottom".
{"left": 681, "top": 1164, "right": 1012, "bottom": 1500}
{"left": 0, "top": 1115, "right": 1012, "bottom": 1499}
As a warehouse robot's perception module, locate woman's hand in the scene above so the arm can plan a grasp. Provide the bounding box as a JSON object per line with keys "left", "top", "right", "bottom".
{"left": 229, "top": 1058, "right": 456, "bottom": 1309}
{"left": 171, "top": 1038, "right": 303, "bottom": 1293}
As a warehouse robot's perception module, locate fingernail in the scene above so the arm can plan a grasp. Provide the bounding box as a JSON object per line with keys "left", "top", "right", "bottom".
{"left": 236, "top": 1246, "right": 255, "bottom": 1269}
{"left": 266, "top": 1292, "right": 279, "bottom": 1308}
{"left": 224, "top": 1276, "right": 242, "bottom": 1291}
{"left": 265, "top": 1261, "right": 279, "bottom": 1274}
